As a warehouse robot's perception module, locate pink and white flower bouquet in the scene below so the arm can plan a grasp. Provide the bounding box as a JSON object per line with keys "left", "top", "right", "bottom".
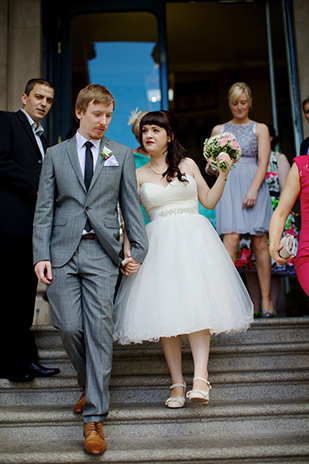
{"left": 203, "top": 132, "right": 242, "bottom": 172}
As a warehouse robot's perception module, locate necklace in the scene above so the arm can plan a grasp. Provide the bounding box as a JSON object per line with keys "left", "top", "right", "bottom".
{"left": 149, "top": 162, "right": 167, "bottom": 176}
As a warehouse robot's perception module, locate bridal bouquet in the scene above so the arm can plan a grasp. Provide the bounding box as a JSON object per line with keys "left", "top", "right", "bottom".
{"left": 203, "top": 132, "right": 242, "bottom": 172}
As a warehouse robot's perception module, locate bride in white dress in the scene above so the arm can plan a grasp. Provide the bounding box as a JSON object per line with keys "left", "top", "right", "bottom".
{"left": 114, "top": 111, "right": 253, "bottom": 408}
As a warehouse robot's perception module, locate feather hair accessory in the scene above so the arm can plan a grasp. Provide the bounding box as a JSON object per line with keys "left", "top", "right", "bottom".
{"left": 128, "top": 108, "right": 141, "bottom": 126}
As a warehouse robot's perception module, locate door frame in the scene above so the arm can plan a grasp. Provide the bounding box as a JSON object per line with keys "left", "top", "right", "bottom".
{"left": 42, "top": 0, "right": 169, "bottom": 144}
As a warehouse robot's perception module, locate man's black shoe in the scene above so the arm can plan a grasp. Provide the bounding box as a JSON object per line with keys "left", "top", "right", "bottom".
{"left": 29, "top": 362, "right": 60, "bottom": 377}
{"left": 6, "top": 364, "right": 35, "bottom": 382}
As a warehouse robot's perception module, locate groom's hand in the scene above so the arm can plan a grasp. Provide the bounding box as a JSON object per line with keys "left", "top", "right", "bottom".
{"left": 120, "top": 252, "right": 140, "bottom": 276}
{"left": 34, "top": 260, "right": 53, "bottom": 284}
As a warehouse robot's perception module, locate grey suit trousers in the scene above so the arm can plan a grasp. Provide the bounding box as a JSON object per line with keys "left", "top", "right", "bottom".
{"left": 47, "top": 238, "right": 119, "bottom": 423}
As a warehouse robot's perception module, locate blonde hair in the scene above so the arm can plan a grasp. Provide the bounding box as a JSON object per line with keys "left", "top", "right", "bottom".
{"left": 75, "top": 84, "right": 115, "bottom": 113}
{"left": 228, "top": 82, "right": 252, "bottom": 105}
{"left": 128, "top": 109, "right": 149, "bottom": 140}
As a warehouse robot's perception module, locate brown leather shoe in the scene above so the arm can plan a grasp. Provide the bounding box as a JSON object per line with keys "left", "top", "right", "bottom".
{"left": 74, "top": 389, "right": 85, "bottom": 414}
{"left": 84, "top": 422, "right": 107, "bottom": 455}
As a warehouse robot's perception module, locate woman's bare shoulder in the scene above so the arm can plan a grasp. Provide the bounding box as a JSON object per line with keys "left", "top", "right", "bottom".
{"left": 180, "top": 157, "right": 201, "bottom": 178}
{"left": 136, "top": 164, "right": 149, "bottom": 184}
{"left": 255, "top": 122, "right": 268, "bottom": 135}
{"left": 276, "top": 152, "right": 289, "bottom": 163}
{"left": 181, "top": 156, "right": 196, "bottom": 166}
{"left": 180, "top": 156, "right": 198, "bottom": 170}
{"left": 211, "top": 124, "right": 222, "bottom": 136}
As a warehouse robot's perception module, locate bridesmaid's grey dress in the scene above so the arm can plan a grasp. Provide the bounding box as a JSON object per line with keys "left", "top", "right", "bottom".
{"left": 216, "top": 122, "right": 272, "bottom": 235}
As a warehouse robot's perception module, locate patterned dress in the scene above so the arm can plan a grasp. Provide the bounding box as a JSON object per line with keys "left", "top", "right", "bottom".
{"left": 235, "top": 151, "right": 299, "bottom": 275}
{"left": 216, "top": 122, "right": 272, "bottom": 235}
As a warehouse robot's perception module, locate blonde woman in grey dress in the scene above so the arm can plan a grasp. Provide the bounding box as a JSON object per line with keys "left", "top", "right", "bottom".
{"left": 210, "top": 82, "right": 273, "bottom": 316}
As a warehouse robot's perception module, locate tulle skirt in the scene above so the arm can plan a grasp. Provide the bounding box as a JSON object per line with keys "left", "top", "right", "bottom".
{"left": 113, "top": 212, "right": 253, "bottom": 345}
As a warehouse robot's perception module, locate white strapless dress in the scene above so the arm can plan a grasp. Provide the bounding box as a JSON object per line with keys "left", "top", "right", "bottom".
{"left": 113, "top": 175, "right": 253, "bottom": 344}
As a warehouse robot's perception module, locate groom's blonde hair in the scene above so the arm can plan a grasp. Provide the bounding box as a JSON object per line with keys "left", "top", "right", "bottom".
{"left": 76, "top": 84, "right": 115, "bottom": 113}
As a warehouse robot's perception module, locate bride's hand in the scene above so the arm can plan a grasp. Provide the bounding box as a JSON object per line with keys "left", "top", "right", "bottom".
{"left": 205, "top": 158, "right": 218, "bottom": 177}
{"left": 216, "top": 152, "right": 232, "bottom": 176}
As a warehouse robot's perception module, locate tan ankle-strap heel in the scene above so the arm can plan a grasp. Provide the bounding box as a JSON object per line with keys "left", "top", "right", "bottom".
{"left": 165, "top": 381, "right": 186, "bottom": 408}
{"left": 186, "top": 377, "right": 211, "bottom": 405}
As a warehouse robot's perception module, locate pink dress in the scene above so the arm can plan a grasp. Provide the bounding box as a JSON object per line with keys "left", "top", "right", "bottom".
{"left": 293, "top": 156, "right": 309, "bottom": 295}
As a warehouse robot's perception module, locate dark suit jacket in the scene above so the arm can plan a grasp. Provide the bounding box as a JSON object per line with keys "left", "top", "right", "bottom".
{"left": 300, "top": 136, "right": 309, "bottom": 156}
{"left": 0, "top": 110, "right": 47, "bottom": 237}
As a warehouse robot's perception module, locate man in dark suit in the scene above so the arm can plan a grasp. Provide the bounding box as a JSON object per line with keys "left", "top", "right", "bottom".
{"left": 0, "top": 78, "right": 60, "bottom": 382}
{"left": 300, "top": 95, "right": 309, "bottom": 155}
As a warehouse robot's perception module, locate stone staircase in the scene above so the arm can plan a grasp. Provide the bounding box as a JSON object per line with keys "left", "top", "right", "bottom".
{"left": 0, "top": 318, "right": 308, "bottom": 463}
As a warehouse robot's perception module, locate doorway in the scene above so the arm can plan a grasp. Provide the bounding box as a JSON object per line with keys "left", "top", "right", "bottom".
{"left": 165, "top": 1, "right": 294, "bottom": 171}
{"left": 64, "top": 0, "right": 294, "bottom": 166}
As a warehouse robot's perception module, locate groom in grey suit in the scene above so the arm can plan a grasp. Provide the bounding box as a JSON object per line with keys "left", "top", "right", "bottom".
{"left": 33, "top": 84, "right": 148, "bottom": 455}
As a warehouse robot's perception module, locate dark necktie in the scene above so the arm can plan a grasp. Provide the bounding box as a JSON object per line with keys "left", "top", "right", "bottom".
{"left": 84, "top": 141, "right": 93, "bottom": 232}
{"left": 84, "top": 141, "right": 93, "bottom": 191}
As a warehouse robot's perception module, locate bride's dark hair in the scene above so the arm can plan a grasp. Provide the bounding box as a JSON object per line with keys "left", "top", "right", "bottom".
{"left": 139, "top": 110, "right": 188, "bottom": 183}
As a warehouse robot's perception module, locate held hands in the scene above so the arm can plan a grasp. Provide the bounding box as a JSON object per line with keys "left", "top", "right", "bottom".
{"left": 34, "top": 260, "right": 53, "bottom": 284}
{"left": 120, "top": 250, "right": 141, "bottom": 276}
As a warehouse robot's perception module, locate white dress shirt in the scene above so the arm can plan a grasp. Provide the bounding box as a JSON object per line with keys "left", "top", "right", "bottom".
{"left": 75, "top": 130, "right": 101, "bottom": 177}
{"left": 21, "top": 109, "right": 45, "bottom": 158}
{"left": 75, "top": 130, "right": 101, "bottom": 235}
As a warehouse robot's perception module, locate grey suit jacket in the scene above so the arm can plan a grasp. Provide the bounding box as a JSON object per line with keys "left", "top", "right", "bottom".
{"left": 33, "top": 135, "right": 148, "bottom": 267}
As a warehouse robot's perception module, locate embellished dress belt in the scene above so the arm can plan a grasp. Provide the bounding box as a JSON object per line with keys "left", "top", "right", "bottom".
{"left": 158, "top": 207, "right": 197, "bottom": 217}
{"left": 81, "top": 233, "right": 96, "bottom": 239}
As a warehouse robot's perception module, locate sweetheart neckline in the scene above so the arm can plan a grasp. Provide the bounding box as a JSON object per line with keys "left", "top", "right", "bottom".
{"left": 141, "top": 182, "right": 172, "bottom": 190}
{"left": 140, "top": 174, "right": 195, "bottom": 190}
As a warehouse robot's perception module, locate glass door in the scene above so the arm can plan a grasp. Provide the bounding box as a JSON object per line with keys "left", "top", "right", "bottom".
{"left": 70, "top": 11, "right": 161, "bottom": 147}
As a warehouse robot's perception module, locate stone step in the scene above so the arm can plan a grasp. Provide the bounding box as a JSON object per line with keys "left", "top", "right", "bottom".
{"left": 1, "top": 369, "right": 308, "bottom": 406}
{"left": 0, "top": 400, "right": 308, "bottom": 441}
{"left": 35, "top": 343, "right": 309, "bottom": 383}
{"left": 1, "top": 318, "right": 308, "bottom": 463}
{"left": 37, "top": 348, "right": 309, "bottom": 377}
{"left": 37, "top": 336, "right": 309, "bottom": 365}
{"left": 32, "top": 318, "right": 309, "bottom": 350}
{"left": 0, "top": 433, "right": 308, "bottom": 463}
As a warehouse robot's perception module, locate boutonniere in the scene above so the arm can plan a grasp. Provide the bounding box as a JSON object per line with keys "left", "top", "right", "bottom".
{"left": 100, "top": 146, "right": 112, "bottom": 164}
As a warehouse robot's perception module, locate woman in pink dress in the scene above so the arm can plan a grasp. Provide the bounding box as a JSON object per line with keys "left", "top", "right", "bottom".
{"left": 269, "top": 156, "right": 309, "bottom": 295}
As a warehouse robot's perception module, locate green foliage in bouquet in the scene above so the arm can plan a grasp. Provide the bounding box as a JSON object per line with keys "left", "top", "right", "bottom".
{"left": 203, "top": 132, "right": 242, "bottom": 172}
